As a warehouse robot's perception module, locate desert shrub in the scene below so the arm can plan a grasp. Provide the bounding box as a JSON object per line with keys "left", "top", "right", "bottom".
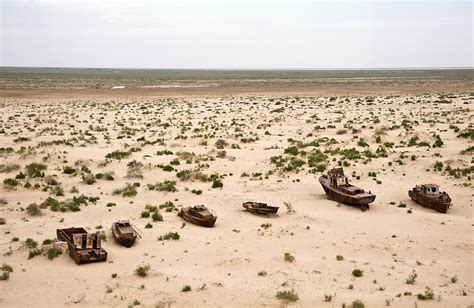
{"left": 3, "top": 178, "right": 18, "bottom": 187}
{"left": 46, "top": 246, "right": 62, "bottom": 260}
{"left": 82, "top": 174, "right": 96, "bottom": 185}
{"left": 341, "top": 148, "right": 361, "bottom": 160}
{"left": 0, "top": 272, "right": 9, "bottom": 280}
{"left": 308, "top": 150, "right": 328, "bottom": 167}
{"left": 212, "top": 178, "right": 223, "bottom": 188}
{"left": 105, "top": 150, "right": 131, "bottom": 159}
{"left": 28, "top": 249, "right": 43, "bottom": 259}
{"left": 25, "top": 163, "right": 47, "bottom": 177}
{"left": 284, "top": 146, "right": 299, "bottom": 156}
{"left": 1, "top": 264, "right": 13, "bottom": 272}
{"left": 276, "top": 289, "right": 299, "bottom": 302}
{"left": 417, "top": 287, "right": 434, "bottom": 300}
{"left": 158, "top": 232, "right": 180, "bottom": 241}
{"left": 406, "top": 270, "right": 417, "bottom": 284}
{"left": 352, "top": 269, "right": 363, "bottom": 277}
{"left": 357, "top": 138, "right": 369, "bottom": 147}
{"left": 351, "top": 300, "right": 365, "bottom": 308}
{"left": 154, "top": 180, "right": 177, "bottom": 192}
{"left": 0, "top": 218, "right": 5, "bottom": 225}
{"left": 0, "top": 164, "right": 20, "bottom": 173}
{"left": 156, "top": 149, "right": 173, "bottom": 155}
{"left": 181, "top": 285, "right": 192, "bottom": 292}
{"left": 25, "top": 238, "right": 38, "bottom": 248}
{"left": 284, "top": 252, "right": 295, "bottom": 262}
{"left": 135, "top": 264, "right": 151, "bottom": 277}
{"left": 113, "top": 184, "right": 137, "bottom": 197}
{"left": 215, "top": 139, "right": 228, "bottom": 149}
{"left": 63, "top": 166, "right": 76, "bottom": 174}
{"left": 26, "top": 203, "right": 41, "bottom": 216}
{"left": 191, "top": 189, "right": 202, "bottom": 195}
{"left": 336, "top": 255, "right": 344, "bottom": 261}
{"left": 151, "top": 211, "right": 163, "bottom": 222}
{"left": 41, "top": 197, "right": 60, "bottom": 210}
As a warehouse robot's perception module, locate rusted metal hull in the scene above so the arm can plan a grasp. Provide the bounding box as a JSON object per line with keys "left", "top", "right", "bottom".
{"left": 319, "top": 176, "right": 376, "bottom": 209}
{"left": 179, "top": 207, "right": 217, "bottom": 227}
{"left": 408, "top": 189, "right": 451, "bottom": 213}
{"left": 56, "top": 228, "right": 108, "bottom": 265}
{"left": 111, "top": 223, "right": 137, "bottom": 248}
{"left": 243, "top": 202, "right": 279, "bottom": 215}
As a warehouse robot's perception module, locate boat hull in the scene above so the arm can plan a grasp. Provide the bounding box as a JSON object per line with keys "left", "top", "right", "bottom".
{"left": 243, "top": 202, "right": 279, "bottom": 215}
{"left": 111, "top": 223, "right": 137, "bottom": 248}
{"left": 179, "top": 208, "right": 217, "bottom": 227}
{"left": 319, "top": 176, "right": 376, "bottom": 208}
{"left": 408, "top": 190, "right": 451, "bottom": 213}
{"left": 57, "top": 228, "right": 108, "bottom": 265}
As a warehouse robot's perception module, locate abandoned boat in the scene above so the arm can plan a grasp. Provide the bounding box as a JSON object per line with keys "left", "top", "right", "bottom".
{"left": 243, "top": 202, "right": 279, "bottom": 215}
{"left": 408, "top": 184, "right": 451, "bottom": 213}
{"left": 111, "top": 220, "right": 140, "bottom": 247}
{"left": 178, "top": 205, "right": 217, "bottom": 227}
{"left": 56, "top": 227, "right": 107, "bottom": 264}
{"left": 319, "top": 167, "right": 376, "bottom": 211}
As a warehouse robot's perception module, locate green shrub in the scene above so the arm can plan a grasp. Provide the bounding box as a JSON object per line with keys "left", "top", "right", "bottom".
{"left": 212, "top": 178, "right": 223, "bottom": 188}
{"left": 105, "top": 150, "right": 131, "bottom": 160}
{"left": 0, "top": 164, "right": 20, "bottom": 173}
{"left": 63, "top": 166, "right": 76, "bottom": 174}
{"left": 352, "top": 269, "right": 363, "bottom": 277}
{"left": 276, "top": 289, "right": 299, "bottom": 302}
{"left": 25, "top": 163, "right": 47, "bottom": 177}
{"left": 82, "top": 174, "right": 96, "bottom": 185}
{"left": 25, "top": 238, "right": 38, "bottom": 248}
{"left": 135, "top": 265, "right": 151, "bottom": 277}
{"left": 158, "top": 232, "right": 180, "bottom": 241}
{"left": 26, "top": 203, "right": 41, "bottom": 216}
{"left": 151, "top": 211, "right": 163, "bottom": 222}
{"left": 351, "top": 300, "right": 365, "bottom": 308}
{"left": 1, "top": 263, "right": 13, "bottom": 272}
{"left": 3, "top": 178, "right": 18, "bottom": 187}
{"left": 284, "top": 252, "right": 295, "bottom": 263}
{"left": 46, "top": 246, "right": 62, "bottom": 260}
{"left": 28, "top": 249, "right": 43, "bottom": 259}
{"left": 417, "top": 287, "right": 434, "bottom": 300}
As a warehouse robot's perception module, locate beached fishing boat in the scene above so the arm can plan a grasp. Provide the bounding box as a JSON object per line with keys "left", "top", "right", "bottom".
{"left": 408, "top": 184, "right": 451, "bottom": 213}
{"left": 178, "top": 205, "right": 217, "bottom": 227}
{"left": 111, "top": 220, "right": 140, "bottom": 247}
{"left": 319, "top": 167, "right": 376, "bottom": 211}
{"left": 56, "top": 227, "right": 107, "bottom": 264}
{"left": 242, "top": 202, "right": 279, "bottom": 215}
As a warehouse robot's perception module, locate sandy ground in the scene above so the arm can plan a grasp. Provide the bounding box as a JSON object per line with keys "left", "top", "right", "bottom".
{"left": 0, "top": 93, "right": 472, "bottom": 308}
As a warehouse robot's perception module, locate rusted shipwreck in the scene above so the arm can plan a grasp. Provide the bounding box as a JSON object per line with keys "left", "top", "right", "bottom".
{"left": 319, "top": 167, "right": 376, "bottom": 211}
{"left": 56, "top": 227, "right": 107, "bottom": 264}
{"left": 243, "top": 202, "right": 279, "bottom": 215}
{"left": 408, "top": 184, "right": 451, "bottom": 213}
{"left": 178, "top": 205, "right": 217, "bottom": 227}
{"left": 112, "top": 220, "right": 140, "bottom": 248}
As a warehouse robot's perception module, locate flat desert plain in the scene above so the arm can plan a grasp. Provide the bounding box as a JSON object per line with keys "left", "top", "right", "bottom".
{"left": 0, "top": 93, "right": 473, "bottom": 308}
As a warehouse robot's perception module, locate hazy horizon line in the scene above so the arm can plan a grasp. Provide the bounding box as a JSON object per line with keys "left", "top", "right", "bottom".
{"left": 1, "top": 66, "right": 473, "bottom": 71}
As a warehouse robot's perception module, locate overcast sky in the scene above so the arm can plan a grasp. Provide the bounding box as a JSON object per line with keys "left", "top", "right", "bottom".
{"left": 0, "top": 0, "right": 472, "bottom": 69}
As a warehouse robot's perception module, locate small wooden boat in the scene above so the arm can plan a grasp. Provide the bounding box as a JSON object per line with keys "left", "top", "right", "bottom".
{"left": 56, "top": 227, "right": 107, "bottom": 264}
{"left": 111, "top": 220, "right": 140, "bottom": 247}
{"left": 243, "top": 202, "right": 279, "bottom": 215}
{"left": 408, "top": 184, "right": 451, "bottom": 213}
{"left": 319, "top": 167, "right": 376, "bottom": 211}
{"left": 178, "top": 205, "right": 217, "bottom": 227}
